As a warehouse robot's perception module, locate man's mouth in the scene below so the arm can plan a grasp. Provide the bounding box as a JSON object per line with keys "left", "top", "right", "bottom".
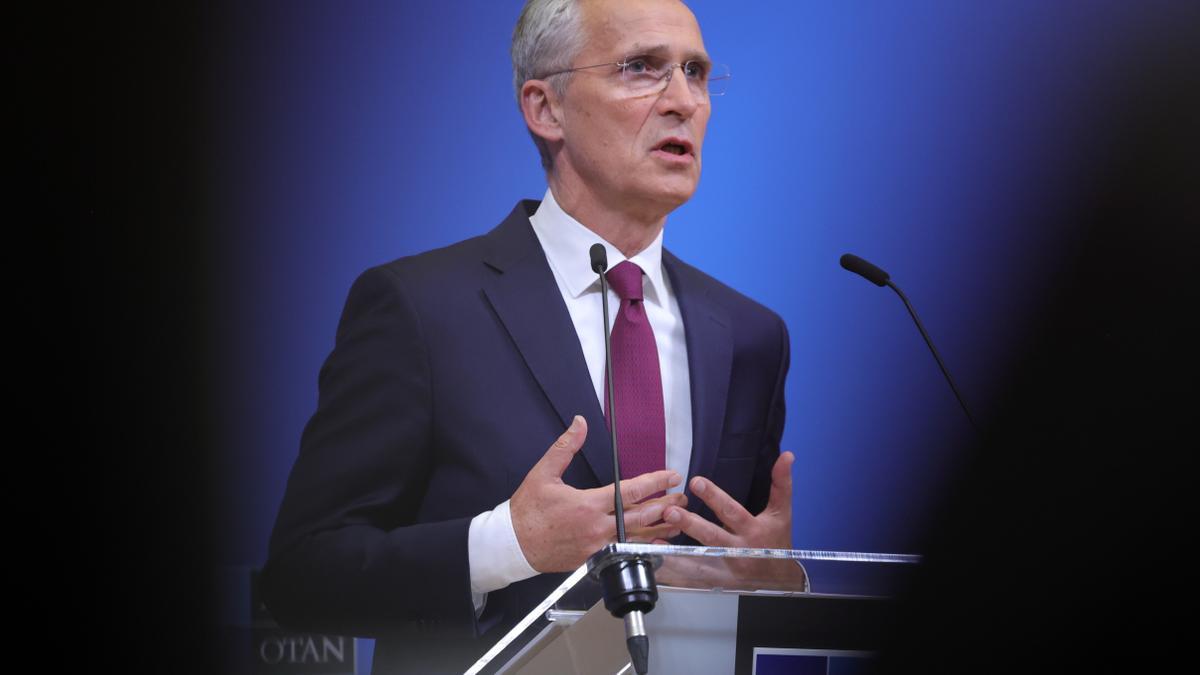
{"left": 653, "top": 137, "right": 694, "bottom": 157}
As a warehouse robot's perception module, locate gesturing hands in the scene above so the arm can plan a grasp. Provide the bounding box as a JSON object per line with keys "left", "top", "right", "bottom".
{"left": 510, "top": 416, "right": 794, "bottom": 575}
{"left": 663, "top": 451, "right": 794, "bottom": 550}
{"left": 654, "top": 452, "right": 804, "bottom": 592}
{"left": 510, "top": 415, "right": 686, "bottom": 573}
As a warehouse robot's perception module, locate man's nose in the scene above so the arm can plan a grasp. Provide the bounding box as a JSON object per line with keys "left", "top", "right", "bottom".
{"left": 656, "top": 65, "right": 702, "bottom": 117}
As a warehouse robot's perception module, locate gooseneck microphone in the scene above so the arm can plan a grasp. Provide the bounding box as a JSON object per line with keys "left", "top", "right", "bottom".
{"left": 840, "top": 253, "right": 980, "bottom": 435}
{"left": 590, "top": 244, "right": 628, "bottom": 544}
{"left": 839, "top": 253, "right": 890, "bottom": 287}
{"left": 589, "top": 243, "right": 654, "bottom": 675}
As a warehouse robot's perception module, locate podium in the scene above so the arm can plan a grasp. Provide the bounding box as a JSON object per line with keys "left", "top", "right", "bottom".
{"left": 466, "top": 544, "right": 919, "bottom": 675}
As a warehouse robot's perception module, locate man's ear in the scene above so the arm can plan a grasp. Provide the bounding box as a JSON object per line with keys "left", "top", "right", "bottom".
{"left": 520, "top": 79, "right": 565, "bottom": 146}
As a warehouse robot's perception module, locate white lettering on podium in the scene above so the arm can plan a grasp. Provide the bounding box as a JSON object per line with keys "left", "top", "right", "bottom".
{"left": 257, "top": 635, "right": 348, "bottom": 665}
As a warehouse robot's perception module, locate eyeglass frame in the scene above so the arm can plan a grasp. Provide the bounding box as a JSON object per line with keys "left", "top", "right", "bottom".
{"left": 536, "top": 54, "right": 731, "bottom": 97}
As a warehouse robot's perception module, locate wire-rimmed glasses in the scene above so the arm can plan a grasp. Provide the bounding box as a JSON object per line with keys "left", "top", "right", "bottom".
{"left": 539, "top": 54, "right": 731, "bottom": 98}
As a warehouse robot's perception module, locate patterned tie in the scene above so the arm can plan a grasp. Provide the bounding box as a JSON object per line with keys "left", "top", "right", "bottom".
{"left": 604, "top": 260, "right": 667, "bottom": 489}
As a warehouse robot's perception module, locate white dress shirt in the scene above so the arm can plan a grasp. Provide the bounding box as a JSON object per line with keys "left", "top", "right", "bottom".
{"left": 466, "top": 189, "right": 693, "bottom": 612}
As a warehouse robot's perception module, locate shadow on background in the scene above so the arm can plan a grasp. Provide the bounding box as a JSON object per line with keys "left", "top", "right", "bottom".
{"left": 875, "top": 17, "right": 1199, "bottom": 673}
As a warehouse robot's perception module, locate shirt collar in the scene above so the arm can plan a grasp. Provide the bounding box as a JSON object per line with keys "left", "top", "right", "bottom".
{"left": 528, "top": 188, "right": 667, "bottom": 306}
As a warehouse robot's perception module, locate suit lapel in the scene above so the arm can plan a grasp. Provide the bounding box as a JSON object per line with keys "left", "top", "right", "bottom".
{"left": 664, "top": 251, "right": 733, "bottom": 484}
{"left": 479, "top": 202, "right": 613, "bottom": 486}
{"left": 476, "top": 204, "right": 732, "bottom": 489}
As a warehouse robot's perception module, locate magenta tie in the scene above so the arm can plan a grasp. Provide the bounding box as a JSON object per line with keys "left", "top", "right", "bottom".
{"left": 604, "top": 261, "right": 667, "bottom": 491}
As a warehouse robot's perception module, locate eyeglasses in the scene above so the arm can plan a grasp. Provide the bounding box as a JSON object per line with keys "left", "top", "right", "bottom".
{"left": 539, "top": 54, "right": 731, "bottom": 98}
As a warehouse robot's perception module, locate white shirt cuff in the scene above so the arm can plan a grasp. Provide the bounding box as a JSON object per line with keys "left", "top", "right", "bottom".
{"left": 468, "top": 500, "right": 539, "bottom": 613}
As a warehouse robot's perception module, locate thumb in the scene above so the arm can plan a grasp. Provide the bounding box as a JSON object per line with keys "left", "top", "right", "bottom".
{"left": 537, "top": 415, "right": 588, "bottom": 478}
{"left": 765, "top": 451, "right": 794, "bottom": 515}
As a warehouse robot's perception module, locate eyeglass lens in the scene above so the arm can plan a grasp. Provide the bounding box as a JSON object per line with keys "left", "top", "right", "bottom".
{"left": 619, "top": 55, "right": 730, "bottom": 97}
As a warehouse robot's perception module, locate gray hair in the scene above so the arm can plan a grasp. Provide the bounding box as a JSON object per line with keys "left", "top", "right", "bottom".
{"left": 512, "top": 0, "right": 587, "bottom": 171}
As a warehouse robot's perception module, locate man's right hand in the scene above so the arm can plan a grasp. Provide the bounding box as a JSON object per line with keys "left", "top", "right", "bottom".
{"left": 510, "top": 415, "right": 685, "bottom": 573}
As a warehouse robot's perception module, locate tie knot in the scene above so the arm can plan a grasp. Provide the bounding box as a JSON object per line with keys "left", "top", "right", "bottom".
{"left": 606, "top": 260, "right": 645, "bottom": 302}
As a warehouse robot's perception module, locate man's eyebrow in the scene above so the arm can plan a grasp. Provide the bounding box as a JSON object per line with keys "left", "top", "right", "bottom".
{"left": 625, "top": 43, "right": 712, "bottom": 65}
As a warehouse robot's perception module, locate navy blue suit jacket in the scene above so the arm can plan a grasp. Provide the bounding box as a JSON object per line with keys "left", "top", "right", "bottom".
{"left": 262, "top": 201, "right": 790, "bottom": 673}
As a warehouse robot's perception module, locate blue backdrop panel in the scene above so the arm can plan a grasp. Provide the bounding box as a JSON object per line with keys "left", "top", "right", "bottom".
{"left": 213, "top": 0, "right": 1190, "bottom": 601}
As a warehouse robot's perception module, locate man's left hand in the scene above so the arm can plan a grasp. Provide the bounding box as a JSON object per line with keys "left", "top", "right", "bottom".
{"left": 663, "top": 451, "right": 793, "bottom": 549}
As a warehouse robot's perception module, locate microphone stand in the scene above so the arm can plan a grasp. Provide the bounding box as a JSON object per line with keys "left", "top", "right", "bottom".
{"left": 588, "top": 243, "right": 657, "bottom": 675}
{"left": 839, "top": 253, "right": 980, "bottom": 436}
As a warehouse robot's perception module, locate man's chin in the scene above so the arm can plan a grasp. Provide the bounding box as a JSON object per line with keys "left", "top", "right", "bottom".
{"left": 644, "top": 167, "right": 700, "bottom": 198}
{"left": 650, "top": 182, "right": 699, "bottom": 212}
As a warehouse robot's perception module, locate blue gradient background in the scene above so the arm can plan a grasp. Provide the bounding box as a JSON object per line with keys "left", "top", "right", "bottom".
{"left": 212, "top": 1, "right": 1192, "bottom": 665}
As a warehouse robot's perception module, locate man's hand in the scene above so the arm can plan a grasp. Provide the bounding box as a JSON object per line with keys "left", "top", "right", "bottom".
{"left": 511, "top": 415, "right": 684, "bottom": 573}
{"left": 663, "top": 451, "right": 794, "bottom": 549}
{"left": 657, "top": 452, "right": 805, "bottom": 591}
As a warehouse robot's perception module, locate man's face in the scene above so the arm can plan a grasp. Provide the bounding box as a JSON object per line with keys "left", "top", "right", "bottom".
{"left": 556, "top": 0, "right": 712, "bottom": 217}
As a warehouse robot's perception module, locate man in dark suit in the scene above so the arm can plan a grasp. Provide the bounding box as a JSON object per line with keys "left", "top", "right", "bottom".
{"left": 263, "top": 1, "right": 797, "bottom": 671}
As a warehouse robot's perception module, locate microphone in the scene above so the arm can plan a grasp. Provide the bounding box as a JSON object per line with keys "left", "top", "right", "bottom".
{"left": 590, "top": 243, "right": 608, "bottom": 274}
{"left": 589, "top": 243, "right": 627, "bottom": 542}
{"left": 839, "top": 253, "right": 980, "bottom": 435}
{"left": 839, "top": 253, "right": 889, "bottom": 287}
{"left": 589, "top": 242, "right": 654, "bottom": 675}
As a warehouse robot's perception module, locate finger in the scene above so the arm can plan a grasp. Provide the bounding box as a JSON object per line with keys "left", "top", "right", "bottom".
{"left": 619, "top": 469, "right": 683, "bottom": 505}
{"left": 590, "top": 511, "right": 680, "bottom": 547}
{"left": 535, "top": 415, "right": 588, "bottom": 478}
{"left": 688, "top": 475, "right": 755, "bottom": 533}
{"left": 626, "top": 499, "right": 668, "bottom": 529}
{"left": 765, "top": 451, "right": 795, "bottom": 516}
{"left": 589, "top": 468, "right": 682, "bottom": 509}
{"left": 623, "top": 492, "right": 688, "bottom": 528}
{"left": 611, "top": 491, "right": 688, "bottom": 519}
{"left": 626, "top": 523, "right": 682, "bottom": 543}
{"left": 662, "top": 506, "right": 736, "bottom": 547}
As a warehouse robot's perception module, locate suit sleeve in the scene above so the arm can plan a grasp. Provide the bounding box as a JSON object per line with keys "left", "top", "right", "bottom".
{"left": 261, "top": 264, "right": 477, "bottom": 638}
{"left": 746, "top": 315, "right": 790, "bottom": 516}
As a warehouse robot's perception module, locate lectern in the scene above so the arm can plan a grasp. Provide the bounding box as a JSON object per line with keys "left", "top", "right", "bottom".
{"left": 466, "top": 544, "right": 919, "bottom": 675}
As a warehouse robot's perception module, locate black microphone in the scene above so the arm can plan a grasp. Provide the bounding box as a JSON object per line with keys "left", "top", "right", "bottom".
{"left": 839, "top": 253, "right": 890, "bottom": 287}
{"left": 589, "top": 242, "right": 654, "bottom": 675}
{"left": 590, "top": 243, "right": 608, "bottom": 275}
{"left": 840, "top": 253, "right": 980, "bottom": 435}
{"left": 590, "top": 243, "right": 627, "bottom": 541}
